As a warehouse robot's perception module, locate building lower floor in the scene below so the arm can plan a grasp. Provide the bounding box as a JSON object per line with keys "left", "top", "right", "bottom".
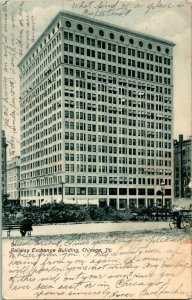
{"left": 20, "top": 192, "right": 172, "bottom": 209}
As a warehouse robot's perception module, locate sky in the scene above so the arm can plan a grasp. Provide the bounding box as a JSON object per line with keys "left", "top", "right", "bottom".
{"left": 1, "top": 0, "right": 192, "bottom": 159}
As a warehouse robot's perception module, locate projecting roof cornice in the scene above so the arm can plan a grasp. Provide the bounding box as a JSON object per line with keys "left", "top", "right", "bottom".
{"left": 18, "top": 10, "right": 175, "bottom": 68}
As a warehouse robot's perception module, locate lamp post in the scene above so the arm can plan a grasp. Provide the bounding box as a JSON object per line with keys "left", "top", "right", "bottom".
{"left": 61, "top": 180, "right": 65, "bottom": 204}
{"left": 37, "top": 189, "right": 42, "bottom": 223}
{"left": 161, "top": 180, "right": 165, "bottom": 207}
{"left": 37, "top": 189, "right": 41, "bottom": 207}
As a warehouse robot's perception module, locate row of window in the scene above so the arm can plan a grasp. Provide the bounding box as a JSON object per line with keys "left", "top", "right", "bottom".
{"left": 21, "top": 35, "right": 61, "bottom": 77}
{"left": 65, "top": 176, "right": 172, "bottom": 185}
{"left": 21, "top": 14, "right": 171, "bottom": 73}
{"left": 22, "top": 91, "right": 167, "bottom": 119}
{"left": 64, "top": 138, "right": 171, "bottom": 148}
{"left": 21, "top": 154, "right": 171, "bottom": 171}
{"left": 22, "top": 136, "right": 172, "bottom": 154}
{"left": 20, "top": 173, "right": 172, "bottom": 192}
{"left": 64, "top": 43, "right": 171, "bottom": 64}
{"left": 22, "top": 114, "right": 171, "bottom": 139}
{"left": 65, "top": 146, "right": 171, "bottom": 157}
{"left": 64, "top": 150, "right": 171, "bottom": 162}
{"left": 21, "top": 157, "right": 171, "bottom": 174}
{"left": 65, "top": 67, "right": 172, "bottom": 89}
{"left": 64, "top": 33, "right": 171, "bottom": 58}
{"left": 65, "top": 130, "right": 171, "bottom": 141}
{"left": 21, "top": 164, "right": 62, "bottom": 180}
{"left": 63, "top": 29, "right": 170, "bottom": 54}
{"left": 21, "top": 157, "right": 172, "bottom": 174}
{"left": 20, "top": 198, "right": 172, "bottom": 208}
{"left": 64, "top": 157, "right": 171, "bottom": 168}
{"left": 26, "top": 90, "right": 169, "bottom": 109}
{"left": 21, "top": 96, "right": 171, "bottom": 124}
{"left": 22, "top": 126, "right": 171, "bottom": 143}
{"left": 66, "top": 144, "right": 171, "bottom": 157}
{"left": 64, "top": 100, "right": 170, "bottom": 111}
{"left": 63, "top": 60, "right": 171, "bottom": 83}
{"left": 20, "top": 186, "right": 172, "bottom": 197}
{"left": 21, "top": 66, "right": 172, "bottom": 110}
{"left": 21, "top": 35, "right": 171, "bottom": 87}
{"left": 21, "top": 140, "right": 61, "bottom": 156}
{"left": 65, "top": 110, "right": 172, "bottom": 123}
{"left": 20, "top": 27, "right": 171, "bottom": 88}
{"left": 22, "top": 107, "right": 172, "bottom": 139}
{"left": 21, "top": 165, "right": 172, "bottom": 179}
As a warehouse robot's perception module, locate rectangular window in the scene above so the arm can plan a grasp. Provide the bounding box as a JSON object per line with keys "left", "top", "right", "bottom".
{"left": 138, "top": 188, "right": 146, "bottom": 195}
{"left": 99, "top": 188, "right": 107, "bottom": 195}
{"left": 119, "top": 188, "right": 127, "bottom": 195}
{"left": 65, "top": 187, "right": 75, "bottom": 195}
{"left": 77, "top": 187, "right": 86, "bottom": 195}
{"left": 109, "top": 188, "right": 117, "bottom": 195}
{"left": 129, "top": 188, "right": 136, "bottom": 195}
{"left": 88, "top": 187, "right": 97, "bottom": 195}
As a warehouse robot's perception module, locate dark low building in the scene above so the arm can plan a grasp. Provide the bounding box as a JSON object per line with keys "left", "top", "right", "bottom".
{"left": 174, "top": 135, "right": 192, "bottom": 199}
{"left": 1, "top": 130, "right": 8, "bottom": 201}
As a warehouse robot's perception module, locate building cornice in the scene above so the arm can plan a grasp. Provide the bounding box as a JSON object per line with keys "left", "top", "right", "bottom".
{"left": 18, "top": 10, "right": 175, "bottom": 68}
{"left": 61, "top": 11, "right": 175, "bottom": 46}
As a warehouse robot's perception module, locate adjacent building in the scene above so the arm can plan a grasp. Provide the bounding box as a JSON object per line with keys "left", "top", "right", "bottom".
{"left": 1, "top": 130, "right": 8, "bottom": 200}
{"left": 7, "top": 156, "right": 21, "bottom": 204}
{"left": 174, "top": 135, "right": 192, "bottom": 199}
{"left": 18, "top": 11, "right": 175, "bottom": 208}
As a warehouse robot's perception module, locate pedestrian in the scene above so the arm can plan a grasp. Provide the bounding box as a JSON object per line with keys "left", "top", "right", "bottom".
{"left": 164, "top": 205, "right": 168, "bottom": 221}
{"left": 20, "top": 215, "right": 33, "bottom": 236}
{"left": 172, "top": 210, "right": 182, "bottom": 229}
{"left": 176, "top": 211, "right": 182, "bottom": 229}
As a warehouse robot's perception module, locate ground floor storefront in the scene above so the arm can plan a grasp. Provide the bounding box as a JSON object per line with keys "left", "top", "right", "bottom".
{"left": 20, "top": 195, "right": 172, "bottom": 208}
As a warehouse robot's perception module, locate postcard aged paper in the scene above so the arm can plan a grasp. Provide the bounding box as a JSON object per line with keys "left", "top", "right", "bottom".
{"left": 1, "top": 0, "right": 192, "bottom": 299}
{"left": 2, "top": 230, "right": 192, "bottom": 299}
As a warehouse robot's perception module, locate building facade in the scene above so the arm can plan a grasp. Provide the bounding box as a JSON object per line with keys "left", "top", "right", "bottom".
{"left": 7, "top": 156, "right": 21, "bottom": 204}
{"left": 174, "top": 135, "right": 192, "bottom": 199}
{"left": 1, "top": 130, "right": 8, "bottom": 199}
{"left": 18, "top": 11, "right": 174, "bottom": 208}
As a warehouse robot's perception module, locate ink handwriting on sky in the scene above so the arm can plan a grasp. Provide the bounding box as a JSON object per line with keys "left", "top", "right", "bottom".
{"left": 71, "top": 0, "right": 185, "bottom": 17}
{"left": 2, "top": 0, "right": 36, "bottom": 157}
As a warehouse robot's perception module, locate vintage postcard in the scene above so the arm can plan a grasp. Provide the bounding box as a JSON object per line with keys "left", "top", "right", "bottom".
{"left": 1, "top": 0, "right": 192, "bottom": 299}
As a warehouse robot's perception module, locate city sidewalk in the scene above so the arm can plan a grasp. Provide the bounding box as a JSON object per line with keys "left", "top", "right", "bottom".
{"left": 2, "top": 221, "right": 169, "bottom": 238}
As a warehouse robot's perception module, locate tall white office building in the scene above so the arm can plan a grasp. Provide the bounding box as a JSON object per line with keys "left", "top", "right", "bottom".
{"left": 18, "top": 11, "right": 174, "bottom": 208}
